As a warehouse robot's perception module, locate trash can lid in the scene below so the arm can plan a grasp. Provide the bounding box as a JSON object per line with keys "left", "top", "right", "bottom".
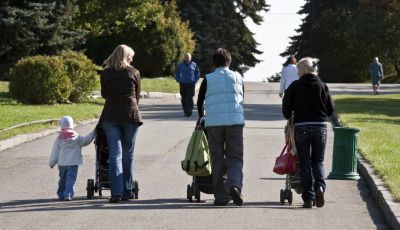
{"left": 333, "top": 126, "right": 361, "bottom": 132}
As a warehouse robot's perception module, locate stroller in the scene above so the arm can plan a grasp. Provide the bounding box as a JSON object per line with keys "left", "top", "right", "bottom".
{"left": 279, "top": 162, "right": 302, "bottom": 205}
{"left": 186, "top": 118, "right": 214, "bottom": 202}
{"left": 279, "top": 116, "right": 302, "bottom": 205}
{"left": 86, "top": 123, "right": 139, "bottom": 199}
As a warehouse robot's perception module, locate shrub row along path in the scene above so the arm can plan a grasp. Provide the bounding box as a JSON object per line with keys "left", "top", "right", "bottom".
{"left": 0, "top": 82, "right": 397, "bottom": 229}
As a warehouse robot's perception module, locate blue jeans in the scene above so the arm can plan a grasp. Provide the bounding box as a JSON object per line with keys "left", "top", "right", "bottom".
{"left": 102, "top": 122, "right": 139, "bottom": 198}
{"left": 57, "top": 165, "right": 78, "bottom": 199}
{"left": 294, "top": 125, "right": 327, "bottom": 202}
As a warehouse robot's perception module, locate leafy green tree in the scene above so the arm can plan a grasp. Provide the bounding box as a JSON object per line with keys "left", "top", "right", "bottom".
{"left": 0, "top": 0, "right": 85, "bottom": 80}
{"left": 72, "top": 0, "right": 163, "bottom": 35}
{"left": 357, "top": 4, "right": 400, "bottom": 78}
{"left": 78, "top": 1, "right": 195, "bottom": 77}
{"left": 172, "top": 0, "right": 269, "bottom": 75}
{"left": 130, "top": 1, "right": 195, "bottom": 76}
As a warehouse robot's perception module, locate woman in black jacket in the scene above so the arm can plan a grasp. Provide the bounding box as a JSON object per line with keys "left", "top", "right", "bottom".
{"left": 99, "top": 44, "right": 143, "bottom": 203}
{"left": 282, "top": 57, "right": 334, "bottom": 208}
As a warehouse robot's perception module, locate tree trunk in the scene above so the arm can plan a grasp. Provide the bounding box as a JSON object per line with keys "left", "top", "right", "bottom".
{"left": 394, "top": 63, "right": 400, "bottom": 79}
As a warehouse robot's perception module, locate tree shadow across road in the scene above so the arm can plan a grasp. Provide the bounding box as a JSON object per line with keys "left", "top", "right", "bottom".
{"left": 244, "top": 104, "right": 284, "bottom": 122}
{"left": 0, "top": 197, "right": 305, "bottom": 213}
{"left": 138, "top": 103, "right": 284, "bottom": 122}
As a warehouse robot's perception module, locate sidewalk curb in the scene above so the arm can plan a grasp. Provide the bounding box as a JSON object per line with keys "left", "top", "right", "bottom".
{"left": 0, "top": 119, "right": 98, "bottom": 152}
{"left": 358, "top": 155, "right": 400, "bottom": 229}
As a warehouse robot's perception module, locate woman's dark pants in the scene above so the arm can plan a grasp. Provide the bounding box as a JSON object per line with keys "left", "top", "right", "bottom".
{"left": 294, "top": 125, "right": 327, "bottom": 203}
{"left": 179, "top": 83, "right": 195, "bottom": 116}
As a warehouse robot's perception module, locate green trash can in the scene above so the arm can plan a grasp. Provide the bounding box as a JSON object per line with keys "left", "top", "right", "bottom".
{"left": 328, "top": 127, "right": 361, "bottom": 180}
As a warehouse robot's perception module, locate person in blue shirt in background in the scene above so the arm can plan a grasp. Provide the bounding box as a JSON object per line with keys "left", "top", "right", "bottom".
{"left": 175, "top": 53, "right": 200, "bottom": 117}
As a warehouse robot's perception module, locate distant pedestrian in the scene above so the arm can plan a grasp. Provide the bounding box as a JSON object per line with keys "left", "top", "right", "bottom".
{"left": 279, "top": 56, "right": 298, "bottom": 97}
{"left": 282, "top": 57, "right": 335, "bottom": 209}
{"left": 197, "top": 48, "right": 245, "bottom": 206}
{"left": 49, "top": 116, "right": 96, "bottom": 201}
{"left": 99, "top": 44, "right": 143, "bottom": 203}
{"left": 369, "top": 57, "right": 384, "bottom": 95}
{"left": 175, "top": 53, "right": 200, "bottom": 117}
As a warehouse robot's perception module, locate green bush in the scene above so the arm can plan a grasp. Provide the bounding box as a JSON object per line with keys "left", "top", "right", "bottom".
{"left": 60, "top": 50, "right": 100, "bottom": 103}
{"left": 10, "top": 56, "right": 72, "bottom": 104}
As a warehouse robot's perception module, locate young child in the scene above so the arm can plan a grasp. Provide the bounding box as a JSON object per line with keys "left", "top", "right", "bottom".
{"left": 49, "top": 116, "right": 96, "bottom": 201}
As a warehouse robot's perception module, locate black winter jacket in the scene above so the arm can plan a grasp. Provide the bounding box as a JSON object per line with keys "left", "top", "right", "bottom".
{"left": 282, "top": 74, "right": 334, "bottom": 124}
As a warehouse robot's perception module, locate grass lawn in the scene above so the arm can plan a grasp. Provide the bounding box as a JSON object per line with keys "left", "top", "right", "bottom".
{"left": 0, "top": 98, "right": 104, "bottom": 140}
{"left": 334, "top": 94, "right": 400, "bottom": 201}
{"left": 93, "top": 76, "right": 179, "bottom": 93}
{"left": 141, "top": 77, "right": 179, "bottom": 93}
{"left": 0, "top": 77, "right": 177, "bottom": 140}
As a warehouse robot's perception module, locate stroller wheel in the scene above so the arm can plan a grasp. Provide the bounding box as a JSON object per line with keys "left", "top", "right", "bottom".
{"left": 133, "top": 180, "right": 139, "bottom": 199}
{"left": 87, "top": 179, "right": 95, "bottom": 199}
{"left": 188, "top": 185, "right": 193, "bottom": 202}
{"left": 280, "top": 189, "right": 285, "bottom": 205}
{"left": 195, "top": 187, "right": 201, "bottom": 203}
{"left": 287, "top": 190, "right": 293, "bottom": 205}
{"left": 187, "top": 185, "right": 191, "bottom": 200}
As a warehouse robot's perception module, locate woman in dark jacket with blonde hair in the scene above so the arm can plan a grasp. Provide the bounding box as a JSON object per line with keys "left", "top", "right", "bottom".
{"left": 282, "top": 57, "right": 334, "bottom": 208}
{"left": 99, "top": 44, "right": 143, "bottom": 203}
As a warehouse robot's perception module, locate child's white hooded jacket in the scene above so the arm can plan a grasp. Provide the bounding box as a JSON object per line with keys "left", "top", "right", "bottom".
{"left": 49, "top": 130, "right": 95, "bottom": 167}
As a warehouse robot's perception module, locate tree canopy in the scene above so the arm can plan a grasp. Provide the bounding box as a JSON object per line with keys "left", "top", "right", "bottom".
{"left": 0, "top": 0, "right": 85, "bottom": 80}
{"left": 77, "top": 0, "right": 195, "bottom": 76}
{"left": 282, "top": 0, "right": 400, "bottom": 82}
{"left": 173, "top": 0, "right": 269, "bottom": 75}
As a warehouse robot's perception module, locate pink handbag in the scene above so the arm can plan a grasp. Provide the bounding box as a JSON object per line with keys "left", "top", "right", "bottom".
{"left": 273, "top": 143, "right": 298, "bottom": 175}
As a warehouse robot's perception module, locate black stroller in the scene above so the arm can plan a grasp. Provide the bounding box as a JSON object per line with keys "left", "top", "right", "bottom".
{"left": 279, "top": 162, "right": 302, "bottom": 205}
{"left": 279, "top": 117, "right": 302, "bottom": 205}
{"left": 86, "top": 123, "right": 139, "bottom": 199}
{"left": 186, "top": 118, "right": 214, "bottom": 202}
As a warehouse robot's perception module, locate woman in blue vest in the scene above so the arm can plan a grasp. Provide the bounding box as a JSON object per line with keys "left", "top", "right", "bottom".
{"left": 197, "top": 48, "right": 245, "bottom": 206}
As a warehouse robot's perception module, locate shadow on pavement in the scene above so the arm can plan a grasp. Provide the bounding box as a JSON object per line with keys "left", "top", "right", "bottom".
{"left": 0, "top": 197, "right": 309, "bottom": 213}
{"left": 140, "top": 104, "right": 194, "bottom": 121}
{"left": 139, "top": 103, "right": 284, "bottom": 122}
{"left": 357, "top": 178, "right": 390, "bottom": 229}
{"left": 244, "top": 104, "right": 284, "bottom": 122}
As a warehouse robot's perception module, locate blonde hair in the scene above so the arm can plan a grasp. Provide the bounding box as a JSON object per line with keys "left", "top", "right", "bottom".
{"left": 297, "top": 57, "right": 319, "bottom": 76}
{"left": 103, "top": 44, "right": 135, "bottom": 70}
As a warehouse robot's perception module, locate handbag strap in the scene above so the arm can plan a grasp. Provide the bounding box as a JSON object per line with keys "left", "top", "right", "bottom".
{"left": 279, "top": 143, "right": 288, "bottom": 157}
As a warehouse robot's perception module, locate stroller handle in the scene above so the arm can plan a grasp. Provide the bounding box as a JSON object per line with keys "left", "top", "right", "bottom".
{"left": 195, "top": 116, "right": 205, "bottom": 130}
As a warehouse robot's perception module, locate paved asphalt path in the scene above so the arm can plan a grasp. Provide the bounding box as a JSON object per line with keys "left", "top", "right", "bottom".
{"left": 0, "top": 82, "right": 396, "bottom": 229}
